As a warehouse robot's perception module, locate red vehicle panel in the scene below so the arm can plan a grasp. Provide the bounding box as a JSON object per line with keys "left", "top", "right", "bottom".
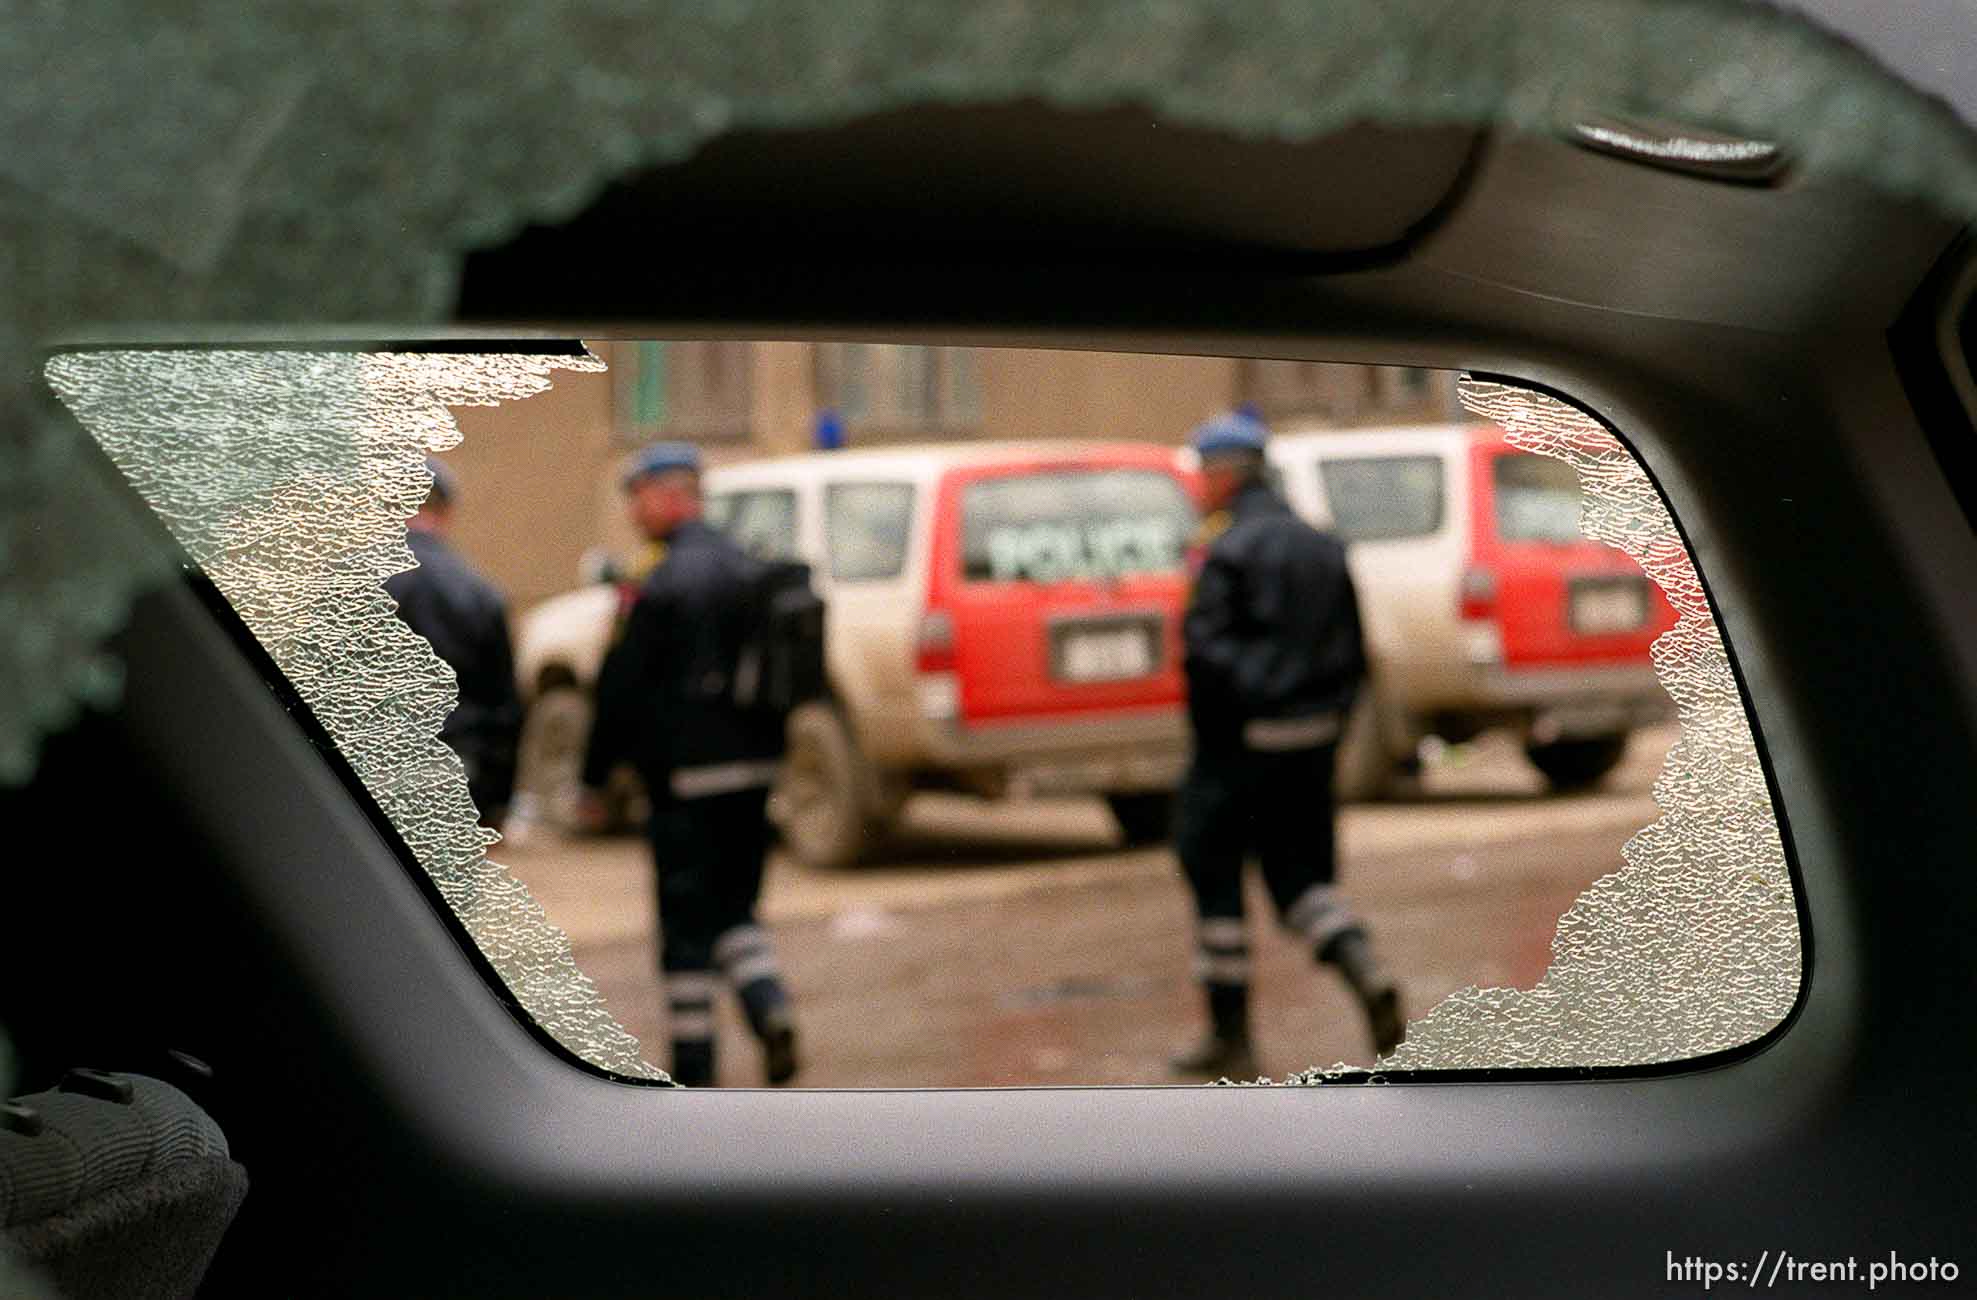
{"left": 1467, "top": 432, "right": 1677, "bottom": 668}
{"left": 923, "top": 446, "right": 1198, "bottom": 726}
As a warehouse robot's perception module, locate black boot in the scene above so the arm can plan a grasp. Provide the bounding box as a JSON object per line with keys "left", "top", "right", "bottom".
{"left": 1322, "top": 930, "right": 1405, "bottom": 1057}
{"left": 1358, "top": 984, "right": 1405, "bottom": 1059}
{"left": 671, "top": 1039, "right": 715, "bottom": 1088}
{"left": 1171, "top": 983, "right": 1258, "bottom": 1079}
{"left": 760, "top": 1009, "right": 800, "bottom": 1087}
{"left": 736, "top": 977, "right": 800, "bottom": 1086}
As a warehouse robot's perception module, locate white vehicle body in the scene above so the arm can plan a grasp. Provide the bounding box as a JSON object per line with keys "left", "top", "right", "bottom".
{"left": 514, "top": 583, "right": 618, "bottom": 698}
{"left": 515, "top": 442, "right": 1197, "bottom": 864}
{"left": 1266, "top": 421, "right": 1675, "bottom": 794}
{"left": 704, "top": 447, "right": 943, "bottom": 780}
{"left": 1272, "top": 424, "right": 1479, "bottom": 732}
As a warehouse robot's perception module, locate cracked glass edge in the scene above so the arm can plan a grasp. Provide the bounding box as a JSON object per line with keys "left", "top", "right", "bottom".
{"left": 44, "top": 348, "right": 665, "bottom": 1083}
{"left": 8, "top": 0, "right": 1977, "bottom": 791}
{"left": 1282, "top": 378, "right": 1800, "bottom": 1081}
{"left": 39, "top": 350, "right": 1804, "bottom": 1084}
{"left": 0, "top": 401, "right": 179, "bottom": 786}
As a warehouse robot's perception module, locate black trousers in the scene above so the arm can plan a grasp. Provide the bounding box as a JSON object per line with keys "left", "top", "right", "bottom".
{"left": 1176, "top": 742, "right": 1362, "bottom": 965}
{"left": 1178, "top": 743, "right": 1338, "bottom": 911}
{"left": 647, "top": 784, "right": 791, "bottom": 1083}
{"left": 648, "top": 787, "right": 774, "bottom": 976}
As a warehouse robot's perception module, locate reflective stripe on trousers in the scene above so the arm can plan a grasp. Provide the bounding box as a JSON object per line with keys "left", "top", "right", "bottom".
{"left": 1284, "top": 883, "right": 1361, "bottom": 951}
{"left": 667, "top": 969, "right": 719, "bottom": 1041}
{"left": 1193, "top": 916, "right": 1251, "bottom": 986}
{"left": 669, "top": 759, "right": 781, "bottom": 800}
{"left": 1241, "top": 710, "right": 1342, "bottom": 753}
{"left": 713, "top": 923, "right": 783, "bottom": 989}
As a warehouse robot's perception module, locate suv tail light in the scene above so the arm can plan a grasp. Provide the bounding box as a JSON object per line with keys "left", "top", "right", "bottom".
{"left": 915, "top": 607, "right": 960, "bottom": 721}
{"left": 1458, "top": 566, "right": 1504, "bottom": 666}
{"left": 1458, "top": 565, "right": 1498, "bottom": 621}
{"left": 915, "top": 608, "right": 956, "bottom": 673}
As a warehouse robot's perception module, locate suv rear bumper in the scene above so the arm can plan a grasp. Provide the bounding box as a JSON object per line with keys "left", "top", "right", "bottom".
{"left": 1426, "top": 662, "right": 1674, "bottom": 740}
{"left": 914, "top": 708, "right": 1190, "bottom": 796}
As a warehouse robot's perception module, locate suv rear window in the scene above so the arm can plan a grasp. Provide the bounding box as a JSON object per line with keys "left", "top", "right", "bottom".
{"left": 1318, "top": 456, "right": 1443, "bottom": 541}
{"left": 825, "top": 481, "right": 916, "bottom": 582}
{"left": 706, "top": 488, "right": 799, "bottom": 560}
{"left": 1493, "top": 452, "right": 1583, "bottom": 542}
{"left": 961, "top": 467, "right": 1194, "bottom": 583}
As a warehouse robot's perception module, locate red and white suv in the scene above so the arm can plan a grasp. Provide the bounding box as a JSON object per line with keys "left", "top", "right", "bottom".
{"left": 1265, "top": 422, "right": 1679, "bottom": 796}
{"left": 517, "top": 442, "right": 1201, "bottom": 866}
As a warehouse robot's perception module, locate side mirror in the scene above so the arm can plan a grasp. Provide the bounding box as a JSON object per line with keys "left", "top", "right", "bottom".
{"left": 578, "top": 547, "right": 622, "bottom": 586}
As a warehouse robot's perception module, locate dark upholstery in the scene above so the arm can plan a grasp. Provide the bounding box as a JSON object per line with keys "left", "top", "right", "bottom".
{"left": 1, "top": 1074, "right": 244, "bottom": 1300}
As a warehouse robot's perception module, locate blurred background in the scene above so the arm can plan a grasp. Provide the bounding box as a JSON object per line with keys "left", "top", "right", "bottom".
{"left": 426, "top": 344, "right": 1679, "bottom": 1087}
{"left": 441, "top": 343, "right": 1460, "bottom": 613}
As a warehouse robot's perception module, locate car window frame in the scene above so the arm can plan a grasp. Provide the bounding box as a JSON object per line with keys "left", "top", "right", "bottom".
{"left": 80, "top": 307, "right": 1977, "bottom": 1295}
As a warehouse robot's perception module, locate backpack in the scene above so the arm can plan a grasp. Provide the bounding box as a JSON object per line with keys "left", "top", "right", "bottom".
{"left": 732, "top": 559, "right": 828, "bottom": 718}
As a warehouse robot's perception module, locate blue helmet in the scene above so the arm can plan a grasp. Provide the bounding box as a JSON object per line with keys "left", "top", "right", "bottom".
{"left": 1190, "top": 409, "right": 1268, "bottom": 458}
{"left": 622, "top": 440, "right": 702, "bottom": 489}
{"left": 422, "top": 457, "right": 460, "bottom": 506}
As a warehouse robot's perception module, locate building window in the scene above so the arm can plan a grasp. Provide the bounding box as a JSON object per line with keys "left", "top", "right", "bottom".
{"left": 1238, "top": 359, "right": 1369, "bottom": 425}
{"left": 614, "top": 341, "right": 753, "bottom": 443}
{"left": 1241, "top": 360, "right": 1452, "bottom": 426}
{"left": 815, "top": 344, "right": 981, "bottom": 436}
{"left": 1377, "top": 365, "right": 1439, "bottom": 407}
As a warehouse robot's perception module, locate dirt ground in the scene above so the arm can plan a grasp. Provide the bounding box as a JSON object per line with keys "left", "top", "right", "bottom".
{"left": 502, "top": 724, "right": 1675, "bottom": 1087}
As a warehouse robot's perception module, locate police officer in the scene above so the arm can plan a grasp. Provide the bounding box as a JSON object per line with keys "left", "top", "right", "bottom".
{"left": 579, "top": 442, "right": 799, "bottom": 1088}
{"left": 385, "top": 459, "right": 523, "bottom": 831}
{"left": 1172, "top": 411, "right": 1404, "bottom": 1078}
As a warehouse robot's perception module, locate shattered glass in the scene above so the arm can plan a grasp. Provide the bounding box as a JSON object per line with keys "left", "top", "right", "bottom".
{"left": 0, "top": 410, "right": 174, "bottom": 785}
{"left": 45, "top": 349, "right": 664, "bottom": 1082}
{"left": 8, "top": 0, "right": 1977, "bottom": 785}
{"left": 0, "top": 1027, "right": 56, "bottom": 1300}
{"left": 1305, "top": 378, "right": 1800, "bottom": 1074}
{"left": 0, "top": 0, "right": 1958, "bottom": 1087}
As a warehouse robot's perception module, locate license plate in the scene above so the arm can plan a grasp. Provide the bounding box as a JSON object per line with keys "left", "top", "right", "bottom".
{"left": 1570, "top": 579, "right": 1648, "bottom": 635}
{"left": 1055, "top": 623, "right": 1156, "bottom": 683}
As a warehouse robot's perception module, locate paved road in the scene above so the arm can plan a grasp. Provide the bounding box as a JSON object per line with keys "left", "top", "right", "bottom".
{"left": 501, "top": 724, "right": 1675, "bottom": 1087}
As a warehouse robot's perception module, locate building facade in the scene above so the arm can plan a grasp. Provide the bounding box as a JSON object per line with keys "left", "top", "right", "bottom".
{"left": 443, "top": 341, "right": 1460, "bottom": 613}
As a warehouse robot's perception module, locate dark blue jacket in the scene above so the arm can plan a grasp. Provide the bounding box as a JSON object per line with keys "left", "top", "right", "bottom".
{"left": 582, "top": 520, "right": 785, "bottom": 793}
{"left": 385, "top": 528, "right": 522, "bottom": 818}
{"left": 1183, "top": 481, "right": 1368, "bottom": 754}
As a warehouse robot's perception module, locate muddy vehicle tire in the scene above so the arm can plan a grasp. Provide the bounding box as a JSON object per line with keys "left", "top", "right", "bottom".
{"left": 517, "top": 684, "right": 594, "bottom": 830}
{"left": 1525, "top": 733, "right": 1629, "bottom": 792}
{"left": 1336, "top": 685, "right": 1402, "bottom": 803}
{"left": 775, "top": 703, "right": 882, "bottom": 870}
{"left": 1106, "top": 791, "right": 1176, "bottom": 847}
